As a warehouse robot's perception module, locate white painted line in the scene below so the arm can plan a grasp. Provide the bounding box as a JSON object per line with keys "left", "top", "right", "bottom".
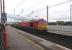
{"left": 55, "top": 44, "right": 71, "bottom": 50}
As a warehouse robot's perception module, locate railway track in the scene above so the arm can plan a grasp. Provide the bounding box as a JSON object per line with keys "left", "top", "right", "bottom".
{"left": 11, "top": 25, "right": 72, "bottom": 49}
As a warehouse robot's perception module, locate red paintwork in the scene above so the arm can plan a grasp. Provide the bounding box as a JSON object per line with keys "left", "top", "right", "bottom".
{"left": 33, "top": 21, "right": 38, "bottom": 29}
{"left": 3, "top": 32, "right": 7, "bottom": 48}
{"left": 19, "top": 19, "right": 47, "bottom": 30}
{"left": 19, "top": 21, "right": 30, "bottom": 27}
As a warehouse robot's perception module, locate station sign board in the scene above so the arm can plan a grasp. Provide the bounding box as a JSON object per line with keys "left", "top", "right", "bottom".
{"left": 1, "top": 13, "right": 7, "bottom": 23}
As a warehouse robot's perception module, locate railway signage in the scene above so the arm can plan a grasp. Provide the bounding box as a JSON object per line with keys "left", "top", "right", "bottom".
{"left": 1, "top": 13, "right": 7, "bottom": 23}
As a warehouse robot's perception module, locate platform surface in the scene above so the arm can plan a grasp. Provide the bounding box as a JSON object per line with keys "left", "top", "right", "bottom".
{"left": 6, "top": 25, "right": 44, "bottom": 50}
{"left": 5, "top": 25, "right": 71, "bottom": 50}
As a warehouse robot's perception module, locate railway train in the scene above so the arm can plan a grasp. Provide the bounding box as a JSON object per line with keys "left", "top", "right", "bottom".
{"left": 19, "top": 19, "right": 48, "bottom": 31}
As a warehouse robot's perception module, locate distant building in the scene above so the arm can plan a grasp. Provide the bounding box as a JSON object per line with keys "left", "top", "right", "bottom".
{"left": 56, "top": 21, "right": 64, "bottom": 25}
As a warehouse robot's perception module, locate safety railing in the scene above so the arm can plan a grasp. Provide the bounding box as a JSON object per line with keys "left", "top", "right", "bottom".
{"left": 0, "top": 25, "right": 4, "bottom": 50}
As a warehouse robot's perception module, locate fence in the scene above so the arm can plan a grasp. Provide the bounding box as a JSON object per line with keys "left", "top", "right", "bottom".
{"left": 48, "top": 25, "right": 72, "bottom": 36}
{"left": 0, "top": 25, "right": 4, "bottom": 50}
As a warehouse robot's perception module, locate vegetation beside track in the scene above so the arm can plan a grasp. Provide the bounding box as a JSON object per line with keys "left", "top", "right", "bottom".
{"left": 11, "top": 24, "right": 72, "bottom": 49}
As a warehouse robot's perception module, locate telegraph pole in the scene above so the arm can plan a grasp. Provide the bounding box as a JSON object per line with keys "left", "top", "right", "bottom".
{"left": 0, "top": 0, "right": 4, "bottom": 50}
{"left": 47, "top": 6, "right": 48, "bottom": 23}
{"left": 14, "top": 8, "right": 15, "bottom": 17}
{"left": 70, "top": 4, "right": 72, "bottom": 22}
{"left": 1, "top": 0, "right": 7, "bottom": 24}
{"left": 1, "top": 0, "right": 7, "bottom": 49}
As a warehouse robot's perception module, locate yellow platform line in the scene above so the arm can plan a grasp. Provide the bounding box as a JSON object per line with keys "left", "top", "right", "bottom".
{"left": 22, "top": 35, "right": 44, "bottom": 50}
{"left": 15, "top": 30, "right": 44, "bottom": 50}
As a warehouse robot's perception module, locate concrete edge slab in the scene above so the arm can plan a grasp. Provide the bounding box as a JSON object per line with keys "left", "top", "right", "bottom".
{"left": 11, "top": 26, "right": 71, "bottom": 50}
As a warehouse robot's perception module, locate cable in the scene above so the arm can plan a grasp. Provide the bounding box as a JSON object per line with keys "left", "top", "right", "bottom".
{"left": 14, "top": 0, "right": 67, "bottom": 16}
{"left": 13, "top": 0, "right": 71, "bottom": 19}
{"left": 14, "top": 0, "right": 47, "bottom": 16}
{"left": 13, "top": 0, "right": 47, "bottom": 12}
{"left": 13, "top": 0, "right": 26, "bottom": 17}
{"left": 49, "top": 0, "right": 71, "bottom": 8}
{"left": 33, "top": 0, "right": 71, "bottom": 13}
{"left": 23, "top": 0, "right": 71, "bottom": 11}
{"left": 14, "top": 0, "right": 26, "bottom": 9}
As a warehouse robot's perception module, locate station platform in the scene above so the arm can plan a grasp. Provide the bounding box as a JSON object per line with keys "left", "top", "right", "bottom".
{"left": 5, "top": 25, "right": 71, "bottom": 50}
{"left": 6, "top": 25, "right": 44, "bottom": 50}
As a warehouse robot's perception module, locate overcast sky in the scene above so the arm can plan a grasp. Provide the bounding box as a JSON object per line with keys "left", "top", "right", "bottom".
{"left": 0, "top": 0, "right": 72, "bottom": 22}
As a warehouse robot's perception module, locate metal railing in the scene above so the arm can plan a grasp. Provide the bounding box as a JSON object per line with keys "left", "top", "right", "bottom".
{"left": 48, "top": 25, "right": 72, "bottom": 36}
{"left": 0, "top": 25, "right": 4, "bottom": 50}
